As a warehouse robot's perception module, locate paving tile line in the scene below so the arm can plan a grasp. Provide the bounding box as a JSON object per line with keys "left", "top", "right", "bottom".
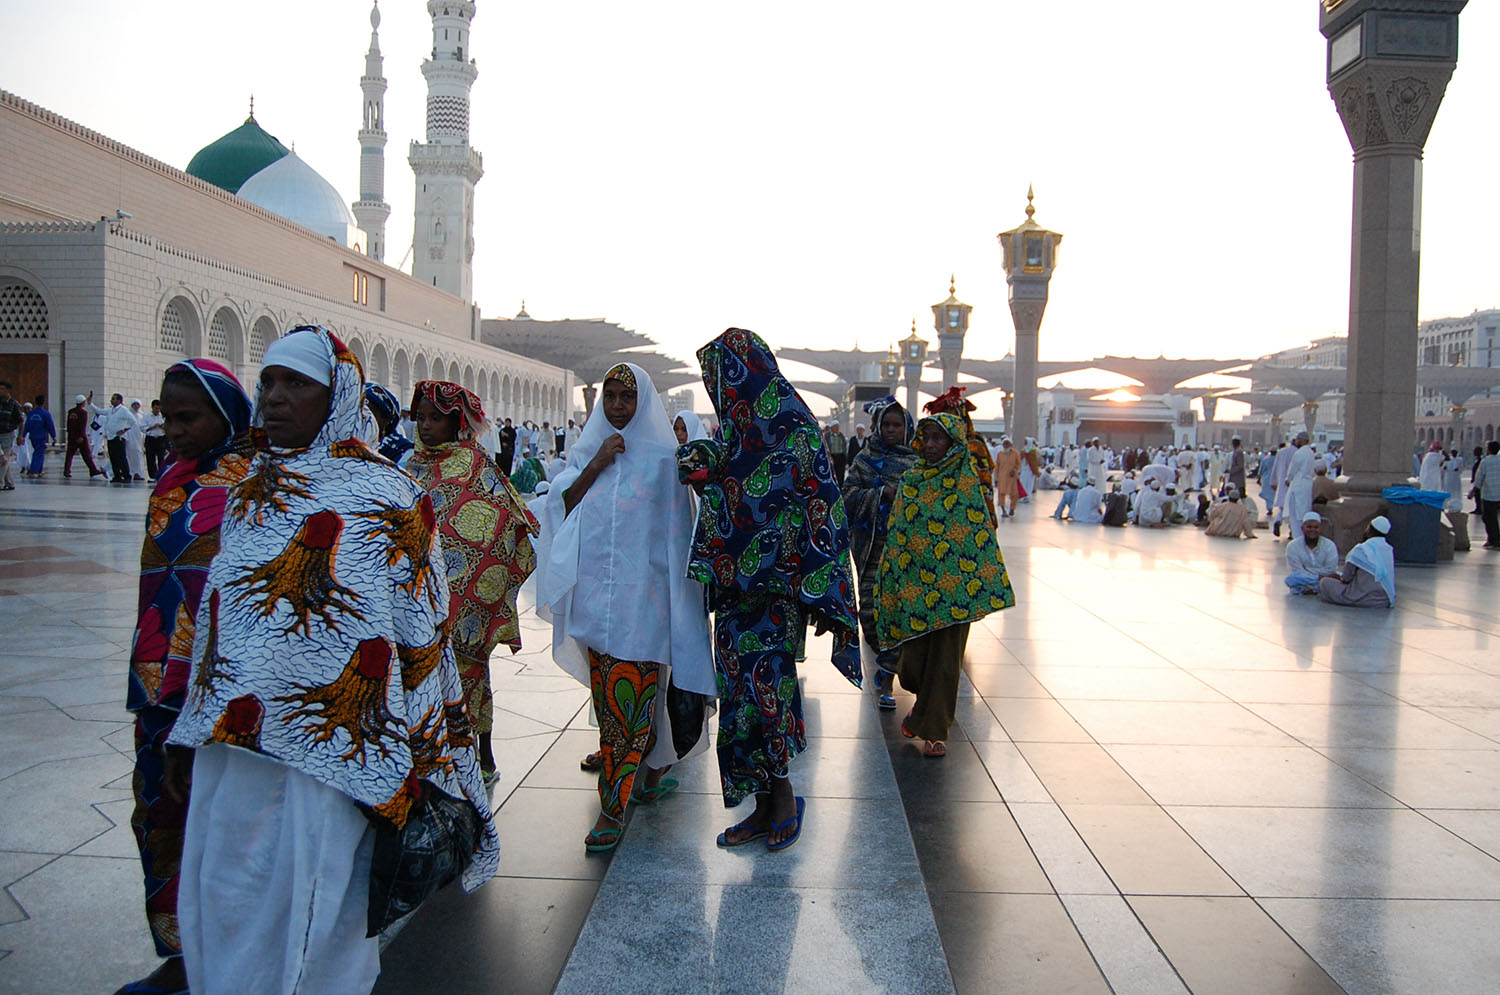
{"left": 555, "top": 702, "right": 959, "bottom": 995}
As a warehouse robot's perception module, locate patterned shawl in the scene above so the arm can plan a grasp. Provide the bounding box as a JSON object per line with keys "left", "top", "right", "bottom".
{"left": 843, "top": 396, "right": 917, "bottom": 572}
{"left": 681, "top": 328, "right": 861, "bottom": 685}
{"left": 407, "top": 381, "right": 538, "bottom": 661}
{"left": 128, "top": 359, "right": 254, "bottom": 714}
{"left": 875, "top": 412, "right": 1016, "bottom": 649}
{"left": 167, "top": 327, "right": 498, "bottom": 890}
{"left": 925, "top": 386, "right": 996, "bottom": 522}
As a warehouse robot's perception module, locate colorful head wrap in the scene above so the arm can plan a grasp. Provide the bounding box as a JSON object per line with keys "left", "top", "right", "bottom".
{"left": 412, "top": 380, "right": 488, "bottom": 441}
{"left": 684, "top": 328, "right": 861, "bottom": 685}
{"left": 364, "top": 383, "right": 402, "bottom": 428}
{"left": 923, "top": 386, "right": 977, "bottom": 415}
{"left": 602, "top": 364, "right": 638, "bottom": 392}
{"left": 166, "top": 358, "right": 253, "bottom": 443}
{"left": 875, "top": 411, "right": 1015, "bottom": 649}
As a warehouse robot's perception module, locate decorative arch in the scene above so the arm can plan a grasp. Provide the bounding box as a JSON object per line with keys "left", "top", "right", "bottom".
{"left": 489, "top": 372, "right": 500, "bottom": 411}
{"left": 393, "top": 349, "right": 411, "bottom": 404}
{"left": 413, "top": 354, "right": 429, "bottom": 385}
{"left": 370, "top": 342, "right": 391, "bottom": 387}
{"left": 247, "top": 315, "right": 277, "bottom": 367}
{"left": 207, "top": 305, "right": 244, "bottom": 366}
{"left": 347, "top": 336, "right": 368, "bottom": 372}
{"left": 158, "top": 292, "right": 203, "bottom": 355}
{"left": 462, "top": 363, "right": 476, "bottom": 393}
{"left": 447, "top": 359, "right": 461, "bottom": 384}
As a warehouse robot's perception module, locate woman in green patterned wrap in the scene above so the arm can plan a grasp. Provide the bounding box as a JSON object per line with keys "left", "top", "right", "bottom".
{"left": 875, "top": 412, "right": 1016, "bottom": 757}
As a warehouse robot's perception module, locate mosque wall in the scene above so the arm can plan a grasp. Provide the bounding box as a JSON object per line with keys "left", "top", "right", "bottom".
{"left": 0, "top": 221, "right": 572, "bottom": 426}
{"left": 0, "top": 91, "right": 575, "bottom": 427}
{"left": 0, "top": 91, "right": 474, "bottom": 340}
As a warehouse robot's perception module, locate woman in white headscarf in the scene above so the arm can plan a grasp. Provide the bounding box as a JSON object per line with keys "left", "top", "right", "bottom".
{"left": 673, "top": 410, "right": 708, "bottom": 445}
{"left": 125, "top": 398, "right": 148, "bottom": 480}
{"left": 535, "top": 362, "right": 714, "bottom": 852}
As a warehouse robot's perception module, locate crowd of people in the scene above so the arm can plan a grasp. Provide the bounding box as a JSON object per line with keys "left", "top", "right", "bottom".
{"left": 100, "top": 327, "right": 1016, "bottom": 993}
{"left": 9, "top": 331, "right": 1492, "bottom": 991}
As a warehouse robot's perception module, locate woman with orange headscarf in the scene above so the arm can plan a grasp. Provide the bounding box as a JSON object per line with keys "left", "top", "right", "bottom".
{"left": 408, "top": 379, "right": 539, "bottom": 781}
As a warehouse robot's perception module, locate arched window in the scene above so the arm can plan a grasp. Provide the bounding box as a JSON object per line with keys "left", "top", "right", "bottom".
{"left": 160, "top": 300, "right": 188, "bottom": 354}
{"left": 249, "top": 317, "right": 275, "bottom": 365}
{"left": 208, "top": 311, "right": 230, "bottom": 359}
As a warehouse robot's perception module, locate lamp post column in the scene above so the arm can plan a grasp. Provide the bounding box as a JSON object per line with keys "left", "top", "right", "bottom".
{"left": 1321, "top": 0, "right": 1465, "bottom": 498}
{"left": 998, "top": 187, "right": 1062, "bottom": 447}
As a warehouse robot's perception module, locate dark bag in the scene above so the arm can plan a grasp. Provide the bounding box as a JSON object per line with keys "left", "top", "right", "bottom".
{"left": 1102, "top": 492, "right": 1129, "bottom": 527}
{"left": 363, "top": 783, "right": 481, "bottom": 936}
{"left": 664, "top": 680, "right": 709, "bottom": 760}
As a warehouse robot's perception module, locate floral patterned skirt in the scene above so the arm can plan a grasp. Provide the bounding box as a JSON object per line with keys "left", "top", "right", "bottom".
{"left": 713, "top": 595, "right": 805, "bottom": 806}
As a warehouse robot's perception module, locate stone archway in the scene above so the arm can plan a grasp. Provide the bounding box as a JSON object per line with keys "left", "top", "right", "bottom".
{"left": 159, "top": 293, "right": 202, "bottom": 356}
{"left": 0, "top": 278, "right": 52, "bottom": 408}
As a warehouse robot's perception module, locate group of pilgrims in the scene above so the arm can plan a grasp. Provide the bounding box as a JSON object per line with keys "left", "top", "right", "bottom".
{"left": 117, "top": 325, "right": 1015, "bottom": 994}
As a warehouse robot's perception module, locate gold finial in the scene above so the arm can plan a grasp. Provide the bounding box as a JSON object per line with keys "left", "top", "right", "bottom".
{"left": 247, "top": 94, "right": 255, "bottom": 122}
{"left": 949, "top": 273, "right": 956, "bottom": 295}
{"left": 911, "top": 318, "right": 917, "bottom": 334}
{"left": 1025, "top": 184, "right": 1035, "bottom": 220}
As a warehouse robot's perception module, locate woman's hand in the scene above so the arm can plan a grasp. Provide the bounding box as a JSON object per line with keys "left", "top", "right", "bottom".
{"left": 590, "top": 434, "right": 626, "bottom": 471}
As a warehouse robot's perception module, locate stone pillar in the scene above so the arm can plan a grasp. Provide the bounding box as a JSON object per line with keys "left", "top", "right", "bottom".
{"left": 902, "top": 362, "right": 921, "bottom": 416}
{"left": 1009, "top": 303, "right": 1043, "bottom": 445}
{"left": 1323, "top": 3, "right": 1463, "bottom": 496}
{"left": 582, "top": 384, "right": 597, "bottom": 417}
{"left": 1201, "top": 395, "right": 1219, "bottom": 425}
{"left": 1303, "top": 400, "right": 1320, "bottom": 435}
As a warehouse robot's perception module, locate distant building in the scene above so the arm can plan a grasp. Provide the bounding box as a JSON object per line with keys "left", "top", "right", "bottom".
{"left": 1417, "top": 309, "right": 1500, "bottom": 414}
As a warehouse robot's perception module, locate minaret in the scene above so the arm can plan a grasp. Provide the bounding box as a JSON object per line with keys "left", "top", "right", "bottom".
{"left": 409, "top": 0, "right": 483, "bottom": 300}
{"left": 353, "top": 1, "right": 390, "bottom": 262}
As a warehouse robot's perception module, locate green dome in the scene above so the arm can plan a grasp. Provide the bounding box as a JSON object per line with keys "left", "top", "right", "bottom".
{"left": 185, "top": 116, "right": 290, "bottom": 194}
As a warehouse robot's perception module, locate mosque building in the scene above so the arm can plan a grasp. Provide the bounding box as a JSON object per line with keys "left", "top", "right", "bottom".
{"left": 0, "top": 2, "right": 571, "bottom": 424}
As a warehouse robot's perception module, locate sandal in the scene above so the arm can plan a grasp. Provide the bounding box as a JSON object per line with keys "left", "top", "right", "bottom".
{"left": 580, "top": 752, "right": 604, "bottom": 772}
{"left": 585, "top": 818, "right": 623, "bottom": 853}
{"left": 767, "top": 796, "right": 806, "bottom": 852}
{"left": 716, "top": 817, "right": 770, "bottom": 848}
{"left": 922, "top": 740, "right": 947, "bottom": 758}
{"left": 877, "top": 693, "right": 897, "bottom": 711}
{"left": 900, "top": 713, "right": 917, "bottom": 739}
{"left": 637, "top": 776, "right": 678, "bottom": 803}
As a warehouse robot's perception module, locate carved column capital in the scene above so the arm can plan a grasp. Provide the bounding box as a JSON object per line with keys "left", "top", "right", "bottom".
{"left": 1008, "top": 300, "right": 1047, "bottom": 333}
{"left": 1329, "top": 59, "right": 1455, "bottom": 156}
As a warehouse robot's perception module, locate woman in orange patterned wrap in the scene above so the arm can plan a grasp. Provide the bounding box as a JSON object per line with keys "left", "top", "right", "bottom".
{"left": 166, "top": 327, "right": 498, "bottom": 995}
{"left": 407, "top": 379, "right": 539, "bottom": 781}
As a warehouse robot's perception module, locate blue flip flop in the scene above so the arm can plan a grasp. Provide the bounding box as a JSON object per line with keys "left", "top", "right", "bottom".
{"left": 766, "top": 796, "right": 806, "bottom": 853}
{"left": 716, "top": 817, "right": 770, "bottom": 848}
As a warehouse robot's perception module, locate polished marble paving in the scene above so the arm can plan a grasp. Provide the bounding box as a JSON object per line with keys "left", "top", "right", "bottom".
{"left": 3, "top": 475, "right": 1500, "bottom": 993}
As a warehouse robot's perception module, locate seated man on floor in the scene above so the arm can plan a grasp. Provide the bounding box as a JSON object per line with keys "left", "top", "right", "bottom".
{"left": 1072, "top": 480, "right": 1104, "bottom": 523}
{"left": 1206, "top": 485, "right": 1258, "bottom": 539}
{"left": 1136, "top": 477, "right": 1169, "bottom": 527}
{"left": 1285, "top": 511, "right": 1338, "bottom": 592}
{"left": 1052, "top": 474, "right": 1081, "bottom": 520}
{"left": 1319, "top": 515, "right": 1395, "bottom": 608}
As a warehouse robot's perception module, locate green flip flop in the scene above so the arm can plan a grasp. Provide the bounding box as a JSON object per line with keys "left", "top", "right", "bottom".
{"left": 637, "top": 777, "right": 679, "bottom": 803}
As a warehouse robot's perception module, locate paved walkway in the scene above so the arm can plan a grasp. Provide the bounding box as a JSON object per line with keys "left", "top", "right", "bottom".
{"left": 3, "top": 472, "right": 1499, "bottom": 994}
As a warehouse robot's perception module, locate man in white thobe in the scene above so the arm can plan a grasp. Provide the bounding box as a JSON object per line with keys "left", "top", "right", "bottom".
{"left": 1175, "top": 447, "right": 1196, "bottom": 492}
{"left": 1418, "top": 442, "right": 1444, "bottom": 492}
{"left": 1284, "top": 432, "right": 1316, "bottom": 527}
{"left": 1270, "top": 441, "right": 1295, "bottom": 536}
{"left": 1285, "top": 511, "right": 1339, "bottom": 594}
{"left": 1085, "top": 439, "right": 1107, "bottom": 492}
{"left": 1136, "top": 478, "right": 1169, "bottom": 526}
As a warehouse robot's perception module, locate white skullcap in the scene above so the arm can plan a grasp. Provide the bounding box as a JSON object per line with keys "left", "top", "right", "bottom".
{"left": 1302, "top": 511, "right": 1322, "bottom": 524}
{"left": 74, "top": 394, "right": 86, "bottom": 404}
{"left": 1370, "top": 515, "right": 1391, "bottom": 535}
{"left": 262, "top": 330, "right": 332, "bottom": 386}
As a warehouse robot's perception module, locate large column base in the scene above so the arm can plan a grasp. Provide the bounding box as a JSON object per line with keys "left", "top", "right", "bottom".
{"left": 1325, "top": 491, "right": 1387, "bottom": 558}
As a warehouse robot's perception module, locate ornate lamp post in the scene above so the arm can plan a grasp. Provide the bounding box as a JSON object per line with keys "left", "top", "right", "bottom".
{"left": 932, "top": 275, "right": 972, "bottom": 393}
{"left": 900, "top": 321, "right": 930, "bottom": 416}
{"left": 881, "top": 346, "right": 901, "bottom": 389}
{"left": 998, "top": 186, "right": 1062, "bottom": 447}
{"left": 1450, "top": 403, "right": 1467, "bottom": 446}
{"left": 1303, "top": 400, "right": 1320, "bottom": 434}
{"left": 1320, "top": 0, "right": 1466, "bottom": 503}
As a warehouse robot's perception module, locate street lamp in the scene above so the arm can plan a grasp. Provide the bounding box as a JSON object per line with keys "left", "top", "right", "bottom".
{"left": 932, "top": 275, "right": 972, "bottom": 393}
{"left": 998, "top": 186, "right": 1062, "bottom": 447}
{"left": 881, "top": 345, "right": 901, "bottom": 386}
{"left": 899, "top": 320, "right": 929, "bottom": 415}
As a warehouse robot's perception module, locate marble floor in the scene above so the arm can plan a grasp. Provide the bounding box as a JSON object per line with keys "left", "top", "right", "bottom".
{"left": 2, "top": 472, "right": 1499, "bottom": 994}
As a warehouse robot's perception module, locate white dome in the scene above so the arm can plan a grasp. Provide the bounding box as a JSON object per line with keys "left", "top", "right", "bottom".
{"left": 237, "top": 153, "right": 359, "bottom": 246}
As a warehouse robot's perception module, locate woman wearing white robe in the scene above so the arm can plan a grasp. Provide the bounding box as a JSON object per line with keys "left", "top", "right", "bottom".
{"left": 535, "top": 362, "right": 715, "bottom": 850}
{"left": 1418, "top": 442, "right": 1444, "bottom": 492}
{"left": 125, "top": 398, "right": 148, "bottom": 480}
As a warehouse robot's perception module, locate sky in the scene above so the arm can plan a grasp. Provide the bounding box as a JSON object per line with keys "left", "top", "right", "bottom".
{"left": 3, "top": 1, "right": 1497, "bottom": 419}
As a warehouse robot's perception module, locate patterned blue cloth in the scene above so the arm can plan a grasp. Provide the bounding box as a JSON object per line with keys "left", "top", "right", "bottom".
{"left": 683, "top": 327, "right": 861, "bottom": 685}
